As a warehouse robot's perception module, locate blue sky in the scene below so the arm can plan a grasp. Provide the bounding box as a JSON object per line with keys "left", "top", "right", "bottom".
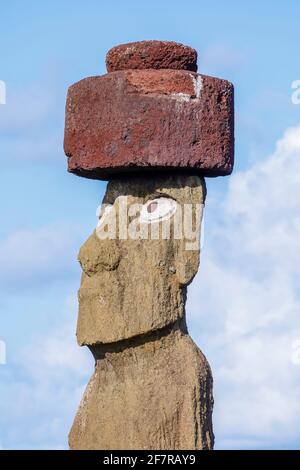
{"left": 1, "top": 0, "right": 300, "bottom": 449}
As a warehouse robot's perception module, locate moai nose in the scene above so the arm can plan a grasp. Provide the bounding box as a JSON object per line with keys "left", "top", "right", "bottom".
{"left": 78, "top": 232, "right": 120, "bottom": 275}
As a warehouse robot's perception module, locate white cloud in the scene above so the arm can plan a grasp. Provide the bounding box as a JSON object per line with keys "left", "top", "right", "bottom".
{"left": 187, "top": 125, "right": 300, "bottom": 449}
{"left": 0, "top": 223, "right": 83, "bottom": 291}
{"left": 1, "top": 133, "right": 61, "bottom": 163}
{"left": 0, "top": 295, "right": 93, "bottom": 450}
{"left": 0, "top": 82, "right": 63, "bottom": 163}
{"left": 200, "top": 44, "right": 245, "bottom": 78}
{"left": 0, "top": 86, "right": 55, "bottom": 135}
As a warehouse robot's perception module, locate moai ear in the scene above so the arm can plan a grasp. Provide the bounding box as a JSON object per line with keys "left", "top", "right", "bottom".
{"left": 78, "top": 231, "right": 120, "bottom": 275}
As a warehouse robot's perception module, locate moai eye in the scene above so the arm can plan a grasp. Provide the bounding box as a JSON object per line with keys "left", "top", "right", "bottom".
{"left": 139, "top": 197, "right": 177, "bottom": 223}
{"left": 96, "top": 204, "right": 114, "bottom": 228}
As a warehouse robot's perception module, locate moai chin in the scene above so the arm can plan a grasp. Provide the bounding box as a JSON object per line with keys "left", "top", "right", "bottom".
{"left": 64, "top": 40, "right": 234, "bottom": 450}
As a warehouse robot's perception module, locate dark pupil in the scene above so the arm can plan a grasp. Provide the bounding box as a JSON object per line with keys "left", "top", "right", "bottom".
{"left": 147, "top": 201, "right": 158, "bottom": 213}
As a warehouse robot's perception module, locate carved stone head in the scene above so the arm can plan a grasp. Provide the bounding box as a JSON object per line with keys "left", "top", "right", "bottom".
{"left": 76, "top": 174, "right": 206, "bottom": 345}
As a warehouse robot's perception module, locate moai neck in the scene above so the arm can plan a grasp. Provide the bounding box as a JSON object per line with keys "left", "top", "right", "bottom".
{"left": 64, "top": 40, "right": 234, "bottom": 450}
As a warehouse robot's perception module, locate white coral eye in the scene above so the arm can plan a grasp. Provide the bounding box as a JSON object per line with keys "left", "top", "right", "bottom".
{"left": 96, "top": 204, "right": 113, "bottom": 228}
{"left": 139, "top": 197, "right": 177, "bottom": 223}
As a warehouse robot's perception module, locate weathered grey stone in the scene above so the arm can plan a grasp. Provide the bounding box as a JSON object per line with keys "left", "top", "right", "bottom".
{"left": 70, "top": 174, "right": 214, "bottom": 450}
{"left": 69, "top": 324, "right": 214, "bottom": 450}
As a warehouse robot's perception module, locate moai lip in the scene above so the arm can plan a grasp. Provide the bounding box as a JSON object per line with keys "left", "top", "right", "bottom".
{"left": 64, "top": 40, "right": 234, "bottom": 180}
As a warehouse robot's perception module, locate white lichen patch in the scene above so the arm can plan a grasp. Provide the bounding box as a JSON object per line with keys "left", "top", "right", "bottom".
{"left": 170, "top": 92, "right": 191, "bottom": 102}
{"left": 192, "top": 74, "right": 203, "bottom": 99}
{"left": 170, "top": 74, "right": 202, "bottom": 102}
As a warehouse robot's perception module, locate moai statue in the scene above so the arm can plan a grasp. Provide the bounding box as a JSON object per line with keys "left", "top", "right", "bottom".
{"left": 64, "top": 40, "right": 234, "bottom": 450}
